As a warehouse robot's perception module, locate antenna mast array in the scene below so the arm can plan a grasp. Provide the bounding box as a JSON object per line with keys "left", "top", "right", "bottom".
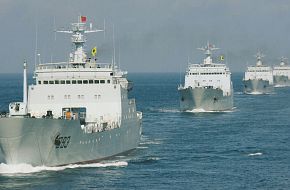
{"left": 55, "top": 16, "right": 104, "bottom": 65}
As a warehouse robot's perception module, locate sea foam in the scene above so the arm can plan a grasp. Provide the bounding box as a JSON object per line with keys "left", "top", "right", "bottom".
{"left": 187, "top": 107, "right": 237, "bottom": 113}
{"left": 248, "top": 152, "right": 263, "bottom": 156}
{"left": 0, "top": 161, "right": 128, "bottom": 175}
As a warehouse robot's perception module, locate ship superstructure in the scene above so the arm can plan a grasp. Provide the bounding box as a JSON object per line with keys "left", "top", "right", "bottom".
{"left": 243, "top": 52, "right": 273, "bottom": 94}
{"left": 273, "top": 57, "right": 290, "bottom": 87}
{"left": 0, "top": 17, "right": 142, "bottom": 166}
{"left": 178, "top": 43, "right": 233, "bottom": 111}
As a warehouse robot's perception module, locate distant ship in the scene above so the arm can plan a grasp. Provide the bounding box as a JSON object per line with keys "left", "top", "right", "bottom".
{"left": 0, "top": 17, "right": 142, "bottom": 166}
{"left": 273, "top": 57, "right": 290, "bottom": 87}
{"left": 243, "top": 52, "right": 273, "bottom": 94}
{"left": 178, "top": 43, "right": 233, "bottom": 111}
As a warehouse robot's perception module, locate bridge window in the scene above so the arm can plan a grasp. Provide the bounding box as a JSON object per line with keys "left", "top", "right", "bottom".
{"left": 72, "top": 80, "right": 76, "bottom": 84}
{"left": 38, "top": 81, "right": 41, "bottom": 84}
{"left": 107, "top": 80, "right": 110, "bottom": 84}
{"left": 61, "top": 80, "right": 65, "bottom": 84}
{"left": 77, "top": 80, "right": 82, "bottom": 84}
{"left": 44, "top": 81, "right": 48, "bottom": 84}
{"left": 95, "top": 94, "right": 101, "bottom": 99}
{"left": 55, "top": 80, "right": 59, "bottom": 84}
{"left": 94, "top": 80, "right": 99, "bottom": 84}
{"left": 83, "top": 80, "right": 88, "bottom": 84}
{"left": 48, "top": 95, "right": 54, "bottom": 100}
{"left": 49, "top": 81, "right": 54, "bottom": 84}
{"left": 66, "top": 80, "right": 71, "bottom": 84}
{"left": 100, "top": 80, "right": 105, "bottom": 84}
{"left": 89, "top": 80, "right": 93, "bottom": 84}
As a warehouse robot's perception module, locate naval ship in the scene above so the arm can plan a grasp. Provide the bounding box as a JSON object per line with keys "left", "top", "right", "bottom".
{"left": 0, "top": 17, "right": 142, "bottom": 166}
{"left": 178, "top": 43, "right": 233, "bottom": 111}
{"left": 273, "top": 57, "right": 290, "bottom": 87}
{"left": 243, "top": 52, "right": 274, "bottom": 94}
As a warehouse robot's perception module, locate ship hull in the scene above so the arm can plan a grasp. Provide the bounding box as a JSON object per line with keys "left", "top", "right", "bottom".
{"left": 178, "top": 87, "right": 233, "bottom": 111}
{"left": 273, "top": 75, "right": 290, "bottom": 87}
{"left": 243, "top": 79, "right": 273, "bottom": 94}
{"left": 0, "top": 117, "right": 141, "bottom": 166}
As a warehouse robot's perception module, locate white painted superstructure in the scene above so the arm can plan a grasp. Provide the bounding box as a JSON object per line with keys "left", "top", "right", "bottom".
{"left": 23, "top": 17, "right": 138, "bottom": 129}
{"left": 183, "top": 43, "right": 232, "bottom": 96}
{"left": 273, "top": 57, "right": 290, "bottom": 78}
{"left": 244, "top": 53, "right": 273, "bottom": 84}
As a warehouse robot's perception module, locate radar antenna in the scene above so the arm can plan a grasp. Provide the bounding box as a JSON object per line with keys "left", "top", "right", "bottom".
{"left": 197, "top": 42, "right": 219, "bottom": 65}
{"left": 55, "top": 16, "right": 104, "bottom": 65}
{"left": 255, "top": 51, "right": 265, "bottom": 61}
{"left": 197, "top": 42, "right": 219, "bottom": 57}
{"left": 255, "top": 51, "right": 265, "bottom": 66}
{"left": 279, "top": 56, "right": 288, "bottom": 66}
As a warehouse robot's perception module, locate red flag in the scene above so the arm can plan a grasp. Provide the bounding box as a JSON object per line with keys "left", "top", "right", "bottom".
{"left": 81, "top": 16, "right": 86, "bottom": 23}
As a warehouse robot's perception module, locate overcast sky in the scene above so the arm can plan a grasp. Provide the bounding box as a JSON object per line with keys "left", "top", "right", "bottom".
{"left": 1, "top": 0, "right": 290, "bottom": 73}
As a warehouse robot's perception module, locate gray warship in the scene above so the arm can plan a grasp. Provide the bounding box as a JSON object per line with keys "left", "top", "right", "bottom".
{"left": 178, "top": 43, "right": 233, "bottom": 111}
{"left": 273, "top": 57, "right": 290, "bottom": 87}
{"left": 243, "top": 52, "right": 274, "bottom": 94}
{"left": 0, "top": 17, "right": 142, "bottom": 166}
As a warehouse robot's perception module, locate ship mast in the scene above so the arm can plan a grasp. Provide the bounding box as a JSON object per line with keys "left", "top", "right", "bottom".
{"left": 23, "top": 60, "right": 27, "bottom": 105}
{"left": 56, "top": 16, "right": 103, "bottom": 66}
{"left": 279, "top": 56, "right": 287, "bottom": 66}
{"left": 255, "top": 52, "right": 264, "bottom": 66}
{"left": 197, "top": 42, "right": 219, "bottom": 65}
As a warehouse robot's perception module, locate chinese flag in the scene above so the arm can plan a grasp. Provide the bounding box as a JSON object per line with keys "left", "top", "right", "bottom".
{"left": 81, "top": 16, "right": 87, "bottom": 23}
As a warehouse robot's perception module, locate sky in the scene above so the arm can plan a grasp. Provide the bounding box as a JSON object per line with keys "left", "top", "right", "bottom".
{"left": 1, "top": 0, "right": 290, "bottom": 73}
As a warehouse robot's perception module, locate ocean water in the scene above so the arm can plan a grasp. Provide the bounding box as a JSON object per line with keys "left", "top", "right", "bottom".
{"left": 0, "top": 73, "right": 290, "bottom": 189}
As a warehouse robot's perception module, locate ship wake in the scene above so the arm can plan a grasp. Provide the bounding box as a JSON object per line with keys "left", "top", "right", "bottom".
{"left": 246, "top": 92, "right": 275, "bottom": 95}
{"left": 0, "top": 161, "right": 128, "bottom": 175}
{"left": 274, "top": 84, "right": 290, "bottom": 88}
{"left": 155, "top": 108, "right": 180, "bottom": 113}
{"left": 246, "top": 92, "right": 263, "bottom": 95}
{"left": 187, "top": 107, "right": 237, "bottom": 113}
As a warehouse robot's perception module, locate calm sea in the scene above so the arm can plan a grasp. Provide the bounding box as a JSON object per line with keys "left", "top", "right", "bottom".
{"left": 0, "top": 73, "right": 289, "bottom": 190}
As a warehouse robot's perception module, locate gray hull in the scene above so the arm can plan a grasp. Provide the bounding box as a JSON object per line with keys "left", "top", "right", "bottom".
{"left": 0, "top": 117, "right": 141, "bottom": 166}
{"left": 273, "top": 75, "right": 290, "bottom": 86}
{"left": 243, "top": 79, "right": 273, "bottom": 94}
{"left": 178, "top": 87, "right": 233, "bottom": 111}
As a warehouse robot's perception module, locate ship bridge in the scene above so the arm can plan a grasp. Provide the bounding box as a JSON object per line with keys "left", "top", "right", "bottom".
{"left": 34, "top": 61, "right": 127, "bottom": 85}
